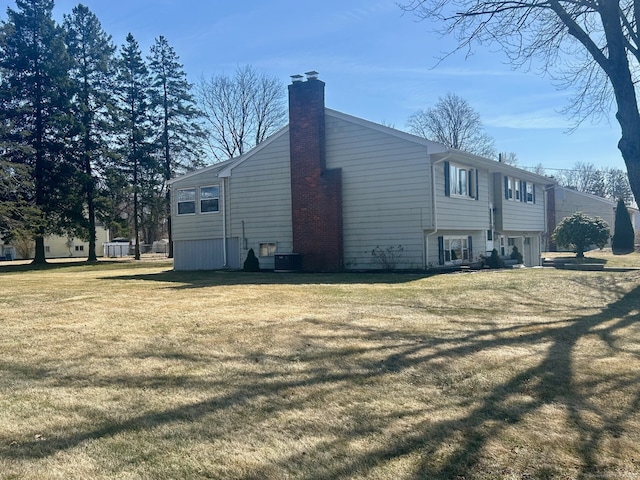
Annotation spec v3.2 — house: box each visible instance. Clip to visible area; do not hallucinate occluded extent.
[169,73,554,271]
[546,185,639,250]
[1,226,110,260]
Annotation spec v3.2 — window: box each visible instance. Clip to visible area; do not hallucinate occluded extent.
[259,243,276,256]
[514,179,521,201]
[200,186,219,213]
[526,183,535,203]
[177,188,196,215]
[449,163,476,197]
[505,177,514,200]
[45,246,50,253]
[75,245,84,252]
[442,236,470,263]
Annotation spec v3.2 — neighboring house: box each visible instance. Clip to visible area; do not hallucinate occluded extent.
[170,73,554,271]
[546,185,639,250]
[1,226,110,260]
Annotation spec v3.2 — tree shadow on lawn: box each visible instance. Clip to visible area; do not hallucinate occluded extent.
[102,269,438,288]
[2,277,640,479]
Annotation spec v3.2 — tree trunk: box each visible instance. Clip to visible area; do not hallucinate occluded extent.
[86,190,98,262]
[32,236,47,264]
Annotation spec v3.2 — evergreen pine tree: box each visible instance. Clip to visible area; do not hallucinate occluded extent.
[114,34,158,260]
[148,35,204,258]
[612,198,635,254]
[64,5,117,262]
[0,0,76,263]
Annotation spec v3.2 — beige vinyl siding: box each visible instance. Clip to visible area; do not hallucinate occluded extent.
[325,114,432,269]
[424,230,487,268]
[554,188,615,229]
[227,132,293,267]
[435,162,491,231]
[171,169,225,242]
[493,174,546,232]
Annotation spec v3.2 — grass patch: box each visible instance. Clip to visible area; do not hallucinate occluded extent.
[543,248,640,267]
[1,260,640,479]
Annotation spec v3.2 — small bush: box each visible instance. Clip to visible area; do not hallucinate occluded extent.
[243,249,260,272]
[486,249,503,269]
[370,245,404,270]
[510,245,523,264]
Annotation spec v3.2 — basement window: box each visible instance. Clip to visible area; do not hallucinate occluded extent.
[259,243,276,257]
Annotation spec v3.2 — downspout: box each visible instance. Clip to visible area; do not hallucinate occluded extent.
[425,152,451,268]
[222,177,227,268]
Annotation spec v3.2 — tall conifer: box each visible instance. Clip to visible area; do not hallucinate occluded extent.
[64,4,116,262]
[148,35,204,258]
[0,0,75,263]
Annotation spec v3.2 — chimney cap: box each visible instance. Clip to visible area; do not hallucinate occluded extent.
[305,70,319,80]
[290,74,304,83]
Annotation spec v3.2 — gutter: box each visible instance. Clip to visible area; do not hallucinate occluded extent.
[221,177,227,268]
[425,152,451,268]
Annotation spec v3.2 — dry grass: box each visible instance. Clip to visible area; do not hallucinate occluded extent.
[543,248,640,268]
[1,259,640,479]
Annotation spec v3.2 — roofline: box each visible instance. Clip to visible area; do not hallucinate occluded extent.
[433,150,557,184]
[325,108,449,154]
[167,156,236,185]
[217,126,290,178]
[168,125,290,185]
[552,184,640,212]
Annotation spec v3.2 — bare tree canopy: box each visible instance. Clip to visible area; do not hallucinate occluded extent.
[408,92,496,158]
[196,65,286,162]
[399,0,640,207]
[557,162,634,204]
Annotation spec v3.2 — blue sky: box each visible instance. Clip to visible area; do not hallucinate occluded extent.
[1,0,626,172]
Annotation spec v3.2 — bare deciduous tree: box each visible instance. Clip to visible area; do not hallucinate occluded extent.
[196,65,286,162]
[407,92,496,158]
[399,0,640,208]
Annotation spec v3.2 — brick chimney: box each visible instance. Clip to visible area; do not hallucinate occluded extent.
[288,72,343,272]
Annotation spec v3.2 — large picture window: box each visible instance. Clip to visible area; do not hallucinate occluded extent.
[200,186,220,213]
[177,188,196,215]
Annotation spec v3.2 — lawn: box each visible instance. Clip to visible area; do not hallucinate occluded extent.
[542,248,640,268]
[1,259,640,479]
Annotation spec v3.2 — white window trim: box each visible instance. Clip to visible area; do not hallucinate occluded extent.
[449,163,475,198]
[442,235,470,265]
[259,242,277,257]
[177,187,197,216]
[200,185,220,214]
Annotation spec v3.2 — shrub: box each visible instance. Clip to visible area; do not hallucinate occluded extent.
[370,245,404,270]
[510,245,523,264]
[612,198,635,254]
[486,248,503,269]
[552,212,610,258]
[243,248,260,272]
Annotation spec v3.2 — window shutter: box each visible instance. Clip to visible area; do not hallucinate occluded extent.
[523,181,527,202]
[504,176,509,199]
[444,162,450,197]
[475,170,479,200]
[468,169,474,198]
[533,184,536,204]
[438,236,444,265]
[468,235,473,260]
